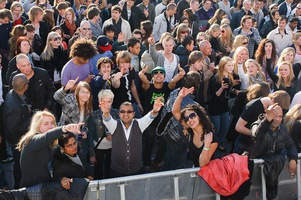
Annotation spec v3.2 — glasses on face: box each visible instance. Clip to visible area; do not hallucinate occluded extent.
[184,112,197,123]
[154,71,164,75]
[242,42,248,45]
[197,39,203,42]
[82,28,92,31]
[53,37,61,41]
[65,141,77,149]
[181,31,189,34]
[221,30,225,33]
[119,110,134,114]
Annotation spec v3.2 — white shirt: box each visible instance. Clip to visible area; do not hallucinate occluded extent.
[164,54,177,82]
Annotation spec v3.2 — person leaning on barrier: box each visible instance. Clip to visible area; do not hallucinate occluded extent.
[100,97,164,178]
[248,104,298,200]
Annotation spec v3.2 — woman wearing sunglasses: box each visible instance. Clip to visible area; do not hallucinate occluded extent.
[40,31,68,90]
[172,87,218,167]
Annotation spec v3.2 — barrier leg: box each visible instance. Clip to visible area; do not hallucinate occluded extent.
[173,174,180,200]
[215,193,221,200]
[260,163,266,200]
[118,182,126,200]
[297,159,301,200]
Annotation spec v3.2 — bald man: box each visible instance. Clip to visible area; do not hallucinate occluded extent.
[4,73,31,188]
[248,104,297,200]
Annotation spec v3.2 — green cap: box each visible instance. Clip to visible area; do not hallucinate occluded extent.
[151,66,165,75]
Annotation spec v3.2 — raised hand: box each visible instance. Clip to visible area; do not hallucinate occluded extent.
[144,8,149,17]
[152,97,164,114]
[63,123,84,134]
[148,35,155,45]
[265,103,279,122]
[112,67,124,81]
[117,32,125,43]
[178,64,185,77]
[65,77,79,91]
[178,87,194,98]
[102,72,110,80]
[204,132,213,147]
[139,65,148,81]
[99,101,111,115]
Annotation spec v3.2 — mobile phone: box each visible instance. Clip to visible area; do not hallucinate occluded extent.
[223,77,230,84]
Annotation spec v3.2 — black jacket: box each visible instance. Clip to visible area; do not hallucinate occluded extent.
[260,19,277,38]
[9,67,56,111]
[23,20,50,47]
[121,3,146,32]
[3,90,31,145]
[52,147,93,181]
[230,9,253,30]
[174,45,191,68]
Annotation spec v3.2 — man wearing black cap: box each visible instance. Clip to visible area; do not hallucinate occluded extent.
[139,65,185,172]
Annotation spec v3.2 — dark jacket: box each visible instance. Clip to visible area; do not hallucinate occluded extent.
[137,3,156,24]
[230,9,253,30]
[9,67,56,111]
[23,20,50,46]
[174,45,191,68]
[52,147,93,181]
[3,90,31,145]
[260,19,277,38]
[278,1,290,17]
[121,3,146,32]
[40,46,68,81]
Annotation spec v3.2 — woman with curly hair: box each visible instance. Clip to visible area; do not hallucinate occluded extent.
[255,39,277,85]
[172,87,217,167]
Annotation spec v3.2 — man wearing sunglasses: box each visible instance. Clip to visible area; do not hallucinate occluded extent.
[100,97,164,177]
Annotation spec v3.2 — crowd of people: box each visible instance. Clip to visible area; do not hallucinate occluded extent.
[0,0,301,198]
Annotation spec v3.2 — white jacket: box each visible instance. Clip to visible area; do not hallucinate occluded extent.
[153,13,176,42]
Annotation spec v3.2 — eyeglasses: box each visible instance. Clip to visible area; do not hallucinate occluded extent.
[184,112,197,122]
[65,141,77,149]
[197,39,203,42]
[221,30,225,33]
[181,31,189,34]
[242,42,248,45]
[82,28,92,31]
[53,37,61,41]
[119,110,134,114]
[154,71,164,75]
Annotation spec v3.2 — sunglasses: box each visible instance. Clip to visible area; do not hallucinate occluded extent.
[82,28,92,31]
[53,37,61,41]
[242,42,248,45]
[119,110,134,114]
[221,30,225,33]
[184,112,197,122]
[154,71,164,75]
[181,31,189,34]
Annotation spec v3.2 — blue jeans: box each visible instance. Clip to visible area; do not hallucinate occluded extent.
[210,112,230,147]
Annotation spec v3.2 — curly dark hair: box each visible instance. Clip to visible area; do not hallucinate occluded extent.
[255,39,277,66]
[180,104,214,141]
[70,39,97,59]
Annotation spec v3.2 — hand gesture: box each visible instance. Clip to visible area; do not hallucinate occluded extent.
[102,72,110,81]
[117,32,125,43]
[99,101,111,115]
[178,87,194,98]
[204,132,213,147]
[139,65,148,81]
[61,177,73,190]
[152,97,164,114]
[64,123,84,134]
[178,64,185,77]
[144,8,149,17]
[265,103,279,122]
[65,77,79,91]
[112,67,124,81]
[148,35,155,45]
[221,81,229,90]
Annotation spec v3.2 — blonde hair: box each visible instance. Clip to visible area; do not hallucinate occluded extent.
[220,24,233,48]
[206,24,220,38]
[233,46,248,75]
[276,61,295,88]
[17,111,57,151]
[41,31,63,60]
[218,56,234,84]
[284,104,301,133]
[10,2,23,14]
[245,59,266,84]
[232,35,248,51]
[276,47,295,67]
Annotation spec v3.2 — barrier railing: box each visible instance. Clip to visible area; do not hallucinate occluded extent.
[84,155,301,200]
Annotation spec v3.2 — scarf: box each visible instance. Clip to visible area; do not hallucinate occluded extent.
[65,19,76,37]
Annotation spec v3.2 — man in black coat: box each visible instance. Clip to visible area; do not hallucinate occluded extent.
[4,73,31,188]
[121,0,146,32]
[9,54,56,112]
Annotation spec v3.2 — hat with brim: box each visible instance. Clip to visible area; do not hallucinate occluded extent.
[97,35,112,51]
[151,66,165,75]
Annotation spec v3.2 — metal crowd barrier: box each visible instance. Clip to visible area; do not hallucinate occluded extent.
[83,154,301,200]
